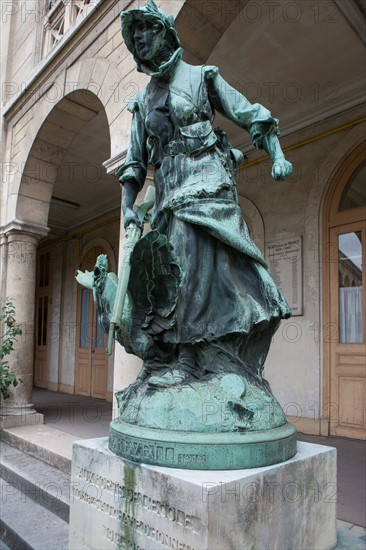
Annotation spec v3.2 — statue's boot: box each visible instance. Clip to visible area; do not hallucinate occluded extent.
[148,345,199,387]
[148,368,188,388]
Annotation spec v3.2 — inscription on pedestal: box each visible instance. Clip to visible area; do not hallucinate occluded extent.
[110,431,208,467]
[111,434,176,463]
[103,525,195,550]
[72,463,201,550]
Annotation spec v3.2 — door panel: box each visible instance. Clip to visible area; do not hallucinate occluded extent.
[338,377,365,426]
[329,223,366,438]
[91,308,108,399]
[75,288,92,396]
[75,247,108,399]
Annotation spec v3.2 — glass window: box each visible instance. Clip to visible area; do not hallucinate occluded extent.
[44,252,50,287]
[80,289,91,348]
[37,296,48,346]
[338,232,363,343]
[38,251,50,288]
[95,315,105,349]
[43,296,48,346]
[73,0,91,19]
[339,161,366,212]
[44,0,95,57]
[37,297,43,346]
[39,254,45,287]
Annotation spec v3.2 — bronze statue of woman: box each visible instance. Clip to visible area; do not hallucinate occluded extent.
[78,0,297,467]
[117,0,292,386]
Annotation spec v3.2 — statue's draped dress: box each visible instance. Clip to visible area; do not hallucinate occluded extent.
[119,54,291,377]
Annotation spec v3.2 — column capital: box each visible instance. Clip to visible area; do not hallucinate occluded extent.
[0,219,49,241]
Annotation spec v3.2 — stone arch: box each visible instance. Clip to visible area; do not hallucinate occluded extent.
[10,58,124,227]
[15,89,107,229]
[303,123,366,305]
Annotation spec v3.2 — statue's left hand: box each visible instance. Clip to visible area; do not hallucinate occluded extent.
[271,158,293,181]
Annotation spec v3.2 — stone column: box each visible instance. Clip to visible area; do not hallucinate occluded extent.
[0,221,48,428]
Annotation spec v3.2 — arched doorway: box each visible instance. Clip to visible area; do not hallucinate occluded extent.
[323,142,366,439]
[28,89,120,400]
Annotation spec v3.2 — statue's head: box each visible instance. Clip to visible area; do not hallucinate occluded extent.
[92,254,108,293]
[120,0,180,71]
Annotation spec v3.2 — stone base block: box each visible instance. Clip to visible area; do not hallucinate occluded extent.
[0,412,44,430]
[69,438,337,550]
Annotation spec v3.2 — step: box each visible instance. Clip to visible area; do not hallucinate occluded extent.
[0,425,81,474]
[0,441,70,522]
[0,477,69,550]
[335,520,366,549]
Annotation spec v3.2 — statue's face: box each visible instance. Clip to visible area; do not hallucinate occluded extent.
[133,19,164,61]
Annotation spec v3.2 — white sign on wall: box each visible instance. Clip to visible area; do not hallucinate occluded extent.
[265,236,303,316]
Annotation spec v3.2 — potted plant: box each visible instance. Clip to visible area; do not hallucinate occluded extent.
[0,298,22,401]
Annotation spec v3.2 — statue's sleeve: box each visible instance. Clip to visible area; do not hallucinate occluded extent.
[204,66,280,149]
[116,97,148,190]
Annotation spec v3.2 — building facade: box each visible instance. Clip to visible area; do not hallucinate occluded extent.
[1,0,365,439]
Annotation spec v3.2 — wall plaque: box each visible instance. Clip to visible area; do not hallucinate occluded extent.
[265,236,303,316]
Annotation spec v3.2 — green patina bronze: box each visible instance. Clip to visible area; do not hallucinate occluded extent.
[76,0,296,469]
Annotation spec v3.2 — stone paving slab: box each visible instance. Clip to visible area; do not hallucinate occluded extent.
[335,520,366,549]
[298,434,366,528]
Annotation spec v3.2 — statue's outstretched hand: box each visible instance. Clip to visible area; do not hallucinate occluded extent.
[271,158,293,181]
[123,207,142,230]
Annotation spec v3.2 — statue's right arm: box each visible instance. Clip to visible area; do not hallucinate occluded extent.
[121,178,142,229]
[206,69,292,181]
[115,99,148,229]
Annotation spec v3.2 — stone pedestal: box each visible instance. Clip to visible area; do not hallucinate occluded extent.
[69,438,337,550]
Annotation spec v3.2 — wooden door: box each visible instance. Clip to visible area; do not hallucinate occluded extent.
[329,222,366,438]
[324,143,366,439]
[75,247,108,399]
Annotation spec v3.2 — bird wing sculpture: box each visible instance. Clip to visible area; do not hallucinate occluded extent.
[75,269,93,289]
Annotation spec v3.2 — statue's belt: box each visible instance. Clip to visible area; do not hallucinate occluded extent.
[163,120,218,158]
[164,140,187,157]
